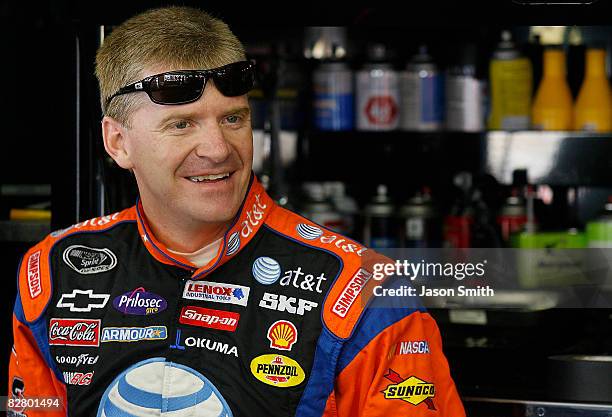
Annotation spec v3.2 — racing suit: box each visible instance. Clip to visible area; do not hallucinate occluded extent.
[8,175,465,417]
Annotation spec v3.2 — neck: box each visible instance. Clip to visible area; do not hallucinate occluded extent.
[139,203,228,253]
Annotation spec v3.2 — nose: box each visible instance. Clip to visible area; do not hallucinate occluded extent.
[193,123,232,163]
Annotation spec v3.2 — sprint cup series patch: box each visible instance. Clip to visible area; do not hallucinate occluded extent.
[381,369,436,410]
[250,354,305,388]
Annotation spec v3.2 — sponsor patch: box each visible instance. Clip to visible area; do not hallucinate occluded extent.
[267,320,298,351]
[27,250,42,299]
[113,287,167,315]
[182,335,239,357]
[239,194,268,239]
[62,245,117,274]
[182,280,250,307]
[279,266,327,293]
[226,232,241,257]
[49,318,100,347]
[295,224,367,257]
[8,377,26,416]
[101,326,167,343]
[179,306,239,332]
[252,256,282,285]
[56,289,110,312]
[55,353,99,367]
[388,341,430,359]
[259,292,318,316]
[250,354,305,388]
[381,369,436,410]
[331,268,372,318]
[63,371,94,386]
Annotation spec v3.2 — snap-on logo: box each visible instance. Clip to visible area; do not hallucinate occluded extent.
[179,306,240,332]
[27,250,42,299]
[62,245,117,275]
[331,268,372,318]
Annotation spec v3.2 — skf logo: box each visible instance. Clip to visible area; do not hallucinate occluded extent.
[381,369,436,410]
[250,354,305,388]
[259,292,317,316]
[267,320,298,351]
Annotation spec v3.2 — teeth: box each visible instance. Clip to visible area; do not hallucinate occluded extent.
[188,173,230,182]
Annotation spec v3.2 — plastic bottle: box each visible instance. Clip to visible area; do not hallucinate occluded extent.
[531,47,573,131]
[488,30,533,130]
[574,47,612,132]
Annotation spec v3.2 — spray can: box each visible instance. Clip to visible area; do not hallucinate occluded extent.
[446,44,485,132]
[398,187,442,247]
[300,183,344,232]
[313,61,354,131]
[400,45,444,131]
[362,184,398,248]
[356,44,400,131]
[497,189,528,245]
[488,30,533,130]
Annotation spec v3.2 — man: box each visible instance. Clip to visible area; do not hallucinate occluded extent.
[8,6,465,417]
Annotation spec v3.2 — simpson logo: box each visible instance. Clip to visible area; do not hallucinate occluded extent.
[49,318,100,347]
[267,320,298,351]
[113,287,167,315]
[101,326,167,343]
[331,268,373,318]
[388,340,430,359]
[27,250,42,299]
[250,354,305,388]
[62,245,117,275]
[182,280,250,307]
[63,371,94,386]
[381,369,436,410]
[56,289,110,312]
[179,306,240,332]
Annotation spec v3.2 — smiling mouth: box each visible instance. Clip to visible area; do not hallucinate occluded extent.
[186,172,232,183]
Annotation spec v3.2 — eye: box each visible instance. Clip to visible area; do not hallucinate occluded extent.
[173,120,190,129]
[224,114,241,125]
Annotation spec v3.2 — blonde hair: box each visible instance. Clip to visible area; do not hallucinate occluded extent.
[95,6,246,127]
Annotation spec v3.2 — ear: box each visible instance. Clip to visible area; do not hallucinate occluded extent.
[102,116,134,170]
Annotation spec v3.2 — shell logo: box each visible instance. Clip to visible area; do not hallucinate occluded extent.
[250,354,305,388]
[267,320,298,351]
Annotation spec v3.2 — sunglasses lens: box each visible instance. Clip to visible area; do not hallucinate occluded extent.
[149,73,205,104]
[213,62,255,97]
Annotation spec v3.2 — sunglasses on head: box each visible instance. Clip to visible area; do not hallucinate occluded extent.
[105,60,256,107]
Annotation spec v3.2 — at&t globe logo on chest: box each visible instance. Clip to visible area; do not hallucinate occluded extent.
[113,287,167,315]
[97,357,233,417]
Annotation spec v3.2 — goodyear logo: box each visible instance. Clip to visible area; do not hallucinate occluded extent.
[250,354,305,388]
[381,369,436,410]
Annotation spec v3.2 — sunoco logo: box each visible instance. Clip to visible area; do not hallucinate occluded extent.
[250,354,305,388]
[62,245,117,275]
[381,369,436,410]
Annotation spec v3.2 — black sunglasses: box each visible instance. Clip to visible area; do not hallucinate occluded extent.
[106,60,256,107]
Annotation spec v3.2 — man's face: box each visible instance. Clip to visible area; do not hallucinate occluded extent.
[109,67,254,228]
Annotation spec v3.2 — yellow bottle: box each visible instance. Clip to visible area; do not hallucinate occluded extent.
[531,48,573,130]
[574,48,612,132]
[488,31,533,130]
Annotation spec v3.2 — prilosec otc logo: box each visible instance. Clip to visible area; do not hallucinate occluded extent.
[97,358,233,417]
[113,287,167,315]
[250,354,305,388]
[381,369,436,410]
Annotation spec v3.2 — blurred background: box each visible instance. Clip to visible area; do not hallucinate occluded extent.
[4,0,612,414]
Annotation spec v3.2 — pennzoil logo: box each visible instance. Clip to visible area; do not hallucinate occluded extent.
[250,354,305,388]
[267,320,298,351]
[381,369,436,410]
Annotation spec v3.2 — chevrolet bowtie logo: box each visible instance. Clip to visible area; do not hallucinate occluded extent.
[56,289,110,312]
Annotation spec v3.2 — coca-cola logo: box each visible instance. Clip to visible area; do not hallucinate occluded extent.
[49,318,100,347]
